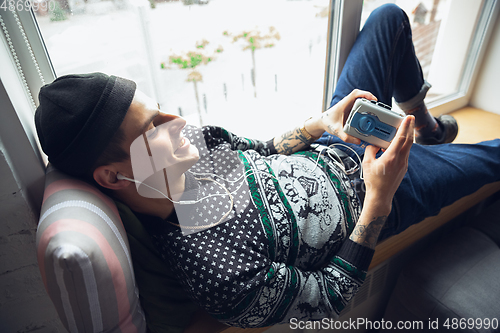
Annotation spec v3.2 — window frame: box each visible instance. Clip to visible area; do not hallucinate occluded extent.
[1,8,55,105]
[322,0,363,112]
[0,8,54,211]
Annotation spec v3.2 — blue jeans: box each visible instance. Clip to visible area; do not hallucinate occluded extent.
[315,4,500,240]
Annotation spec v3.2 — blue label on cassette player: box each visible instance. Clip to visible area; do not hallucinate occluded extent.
[350,112,397,142]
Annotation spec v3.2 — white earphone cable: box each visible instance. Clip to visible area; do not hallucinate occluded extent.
[120,143,364,229]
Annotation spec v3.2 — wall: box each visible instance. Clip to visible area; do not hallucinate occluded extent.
[470,8,500,114]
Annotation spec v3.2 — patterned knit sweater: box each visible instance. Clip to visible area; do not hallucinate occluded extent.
[137,125,375,328]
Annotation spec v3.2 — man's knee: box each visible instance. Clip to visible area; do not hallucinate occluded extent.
[367,3,410,31]
[372,3,407,20]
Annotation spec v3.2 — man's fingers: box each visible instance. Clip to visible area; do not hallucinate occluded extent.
[396,115,414,157]
[343,134,361,145]
[363,144,379,163]
[349,89,378,102]
[386,115,414,154]
[401,115,415,155]
[341,90,378,124]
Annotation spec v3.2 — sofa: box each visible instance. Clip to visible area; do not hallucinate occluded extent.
[36,164,500,333]
[36,165,147,332]
[36,166,229,333]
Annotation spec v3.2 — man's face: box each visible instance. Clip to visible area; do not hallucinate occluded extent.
[120,90,200,188]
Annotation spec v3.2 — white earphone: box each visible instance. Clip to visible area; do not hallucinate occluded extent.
[117,172,234,230]
[116,173,128,181]
[117,173,196,205]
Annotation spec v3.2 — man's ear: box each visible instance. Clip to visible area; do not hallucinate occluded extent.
[93,165,131,190]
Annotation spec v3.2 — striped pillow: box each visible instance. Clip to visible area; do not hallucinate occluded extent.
[36,165,147,332]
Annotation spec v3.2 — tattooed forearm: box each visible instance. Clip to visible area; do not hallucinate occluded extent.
[274,127,311,155]
[320,113,340,138]
[349,215,388,249]
[327,124,340,138]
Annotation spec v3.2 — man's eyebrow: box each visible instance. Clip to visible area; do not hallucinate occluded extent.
[139,111,159,135]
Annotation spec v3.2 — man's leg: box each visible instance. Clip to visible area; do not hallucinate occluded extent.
[316,4,425,157]
[380,139,500,240]
[315,4,499,238]
[330,4,422,106]
[323,3,456,145]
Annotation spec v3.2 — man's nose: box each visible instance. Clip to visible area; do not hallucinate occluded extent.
[163,116,186,134]
[159,112,185,126]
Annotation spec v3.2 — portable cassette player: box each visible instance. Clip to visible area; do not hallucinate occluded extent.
[343,98,405,149]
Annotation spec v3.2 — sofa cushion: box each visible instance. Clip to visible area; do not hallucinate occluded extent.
[36,166,147,332]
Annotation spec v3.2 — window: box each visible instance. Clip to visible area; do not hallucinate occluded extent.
[325,0,498,114]
[1,0,497,151]
[31,0,331,139]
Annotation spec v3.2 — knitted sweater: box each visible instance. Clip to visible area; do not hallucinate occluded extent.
[137,125,375,328]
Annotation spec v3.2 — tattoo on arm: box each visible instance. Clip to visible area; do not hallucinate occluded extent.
[327,124,340,138]
[349,215,388,249]
[320,114,341,138]
[275,127,310,155]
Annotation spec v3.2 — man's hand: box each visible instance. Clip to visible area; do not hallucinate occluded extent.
[349,115,415,249]
[318,89,377,144]
[362,114,415,210]
[273,89,378,155]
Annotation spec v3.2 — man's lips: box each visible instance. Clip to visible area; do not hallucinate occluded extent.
[175,137,190,153]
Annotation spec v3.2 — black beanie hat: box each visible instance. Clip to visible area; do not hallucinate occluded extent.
[35,72,136,177]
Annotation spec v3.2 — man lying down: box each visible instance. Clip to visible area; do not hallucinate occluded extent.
[34,4,500,328]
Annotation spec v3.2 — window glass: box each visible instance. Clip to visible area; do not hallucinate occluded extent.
[33,0,330,139]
